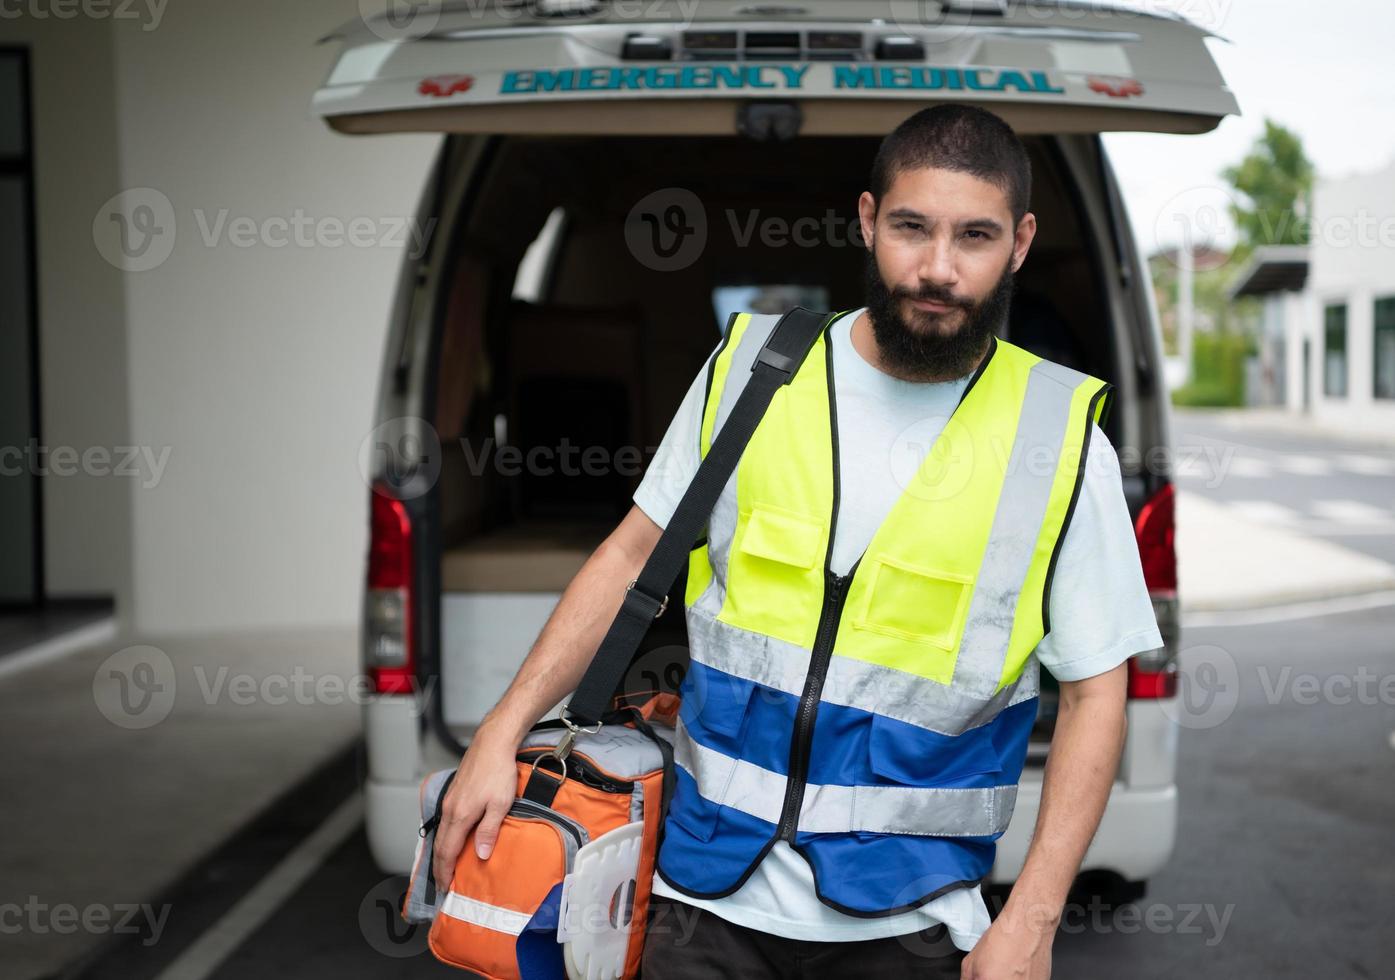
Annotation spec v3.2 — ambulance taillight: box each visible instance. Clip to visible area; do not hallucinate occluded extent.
[365,485,415,695]
[1130,481,1178,699]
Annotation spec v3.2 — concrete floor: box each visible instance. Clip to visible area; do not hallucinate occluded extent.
[0,624,360,980]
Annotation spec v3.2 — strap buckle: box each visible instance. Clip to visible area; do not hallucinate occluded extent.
[529,750,568,784]
[625,578,669,618]
[751,344,796,381]
[553,706,604,762]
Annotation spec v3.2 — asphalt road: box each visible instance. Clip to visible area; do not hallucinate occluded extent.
[1172,409,1395,565]
[71,600,1393,980]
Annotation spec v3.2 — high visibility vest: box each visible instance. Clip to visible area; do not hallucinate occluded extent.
[654,309,1115,915]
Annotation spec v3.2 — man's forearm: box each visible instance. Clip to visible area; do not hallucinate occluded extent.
[475,537,647,747]
[1001,671,1128,930]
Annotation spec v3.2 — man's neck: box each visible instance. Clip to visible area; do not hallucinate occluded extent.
[849,309,991,384]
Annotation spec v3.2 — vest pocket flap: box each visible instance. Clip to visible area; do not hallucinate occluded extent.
[866,712,1003,785]
[668,779,721,843]
[854,556,974,651]
[685,669,758,741]
[737,504,825,570]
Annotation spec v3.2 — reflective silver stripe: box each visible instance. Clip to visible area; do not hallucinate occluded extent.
[712,312,781,443]
[950,357,1081,694]
[684,603,1039,736]
[694,312,783,619]
[439,891,533,935]
[673,716,1017,837]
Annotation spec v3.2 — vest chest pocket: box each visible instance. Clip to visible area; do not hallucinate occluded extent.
[736,503,825,570]
[853,555,975,652]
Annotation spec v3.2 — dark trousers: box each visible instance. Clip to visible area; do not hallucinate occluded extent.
[640,892,967,979]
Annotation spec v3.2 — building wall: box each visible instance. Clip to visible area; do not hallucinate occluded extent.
[1283,290,1307,413]
[105,1,439,633]
[1305,156,1395,437]
[2,12,131,609]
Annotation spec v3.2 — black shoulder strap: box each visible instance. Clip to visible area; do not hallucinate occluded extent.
[565,306,835,726]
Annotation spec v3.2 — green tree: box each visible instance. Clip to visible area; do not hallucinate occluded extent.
[1220,119,1315,267]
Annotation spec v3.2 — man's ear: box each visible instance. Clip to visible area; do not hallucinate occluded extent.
[857,191,877,249]
[1011,211,1037,272]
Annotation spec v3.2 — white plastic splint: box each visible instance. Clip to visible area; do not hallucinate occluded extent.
[557,820,645,980]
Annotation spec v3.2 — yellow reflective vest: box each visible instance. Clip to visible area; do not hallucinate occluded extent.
[655,309,1114,914]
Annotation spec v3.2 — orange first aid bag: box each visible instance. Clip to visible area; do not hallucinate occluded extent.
[398,309,832,979]
[403,695,677,980]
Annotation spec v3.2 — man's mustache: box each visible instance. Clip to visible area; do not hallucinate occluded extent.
[896,289,969,308]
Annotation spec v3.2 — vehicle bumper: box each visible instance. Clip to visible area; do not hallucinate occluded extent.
[990,778,1178,883]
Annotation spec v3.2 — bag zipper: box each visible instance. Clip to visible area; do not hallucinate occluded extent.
[419,770,456,838]
[517,746,635,794]
[507,796,590,873]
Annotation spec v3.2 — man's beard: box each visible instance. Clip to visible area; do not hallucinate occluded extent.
[860,244,1015,380]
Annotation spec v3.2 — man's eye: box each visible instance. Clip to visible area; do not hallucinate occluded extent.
[964,230,987,240]
[897,221,922,231]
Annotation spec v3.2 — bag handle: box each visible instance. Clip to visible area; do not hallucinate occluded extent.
[563,306,836,728]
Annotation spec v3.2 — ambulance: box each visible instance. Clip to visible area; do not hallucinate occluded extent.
[311,0,1238,906]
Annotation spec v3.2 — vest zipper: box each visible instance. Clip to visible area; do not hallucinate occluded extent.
[775,563,855,842]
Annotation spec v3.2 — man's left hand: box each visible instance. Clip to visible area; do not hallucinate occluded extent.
[958,911,1054,979]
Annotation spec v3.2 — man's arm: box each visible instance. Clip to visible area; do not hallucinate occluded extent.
[961,662,1128,977]
[431,504,663,885]
[1008,663,1128,919]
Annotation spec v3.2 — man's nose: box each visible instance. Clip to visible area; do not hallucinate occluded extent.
[915,235,958,289]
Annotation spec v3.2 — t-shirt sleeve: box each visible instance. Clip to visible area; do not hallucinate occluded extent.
[1033,423,1166,682]
[631,342,721,530]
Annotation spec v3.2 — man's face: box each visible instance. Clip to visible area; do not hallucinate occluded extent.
[857,166,1035,380]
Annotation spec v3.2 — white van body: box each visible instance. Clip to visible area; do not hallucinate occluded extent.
[313,0,1237,904]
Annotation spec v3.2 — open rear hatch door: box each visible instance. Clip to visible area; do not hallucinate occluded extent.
[311,0,1239,136]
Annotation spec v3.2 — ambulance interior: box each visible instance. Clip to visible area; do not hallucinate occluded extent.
[430,133,1121,751]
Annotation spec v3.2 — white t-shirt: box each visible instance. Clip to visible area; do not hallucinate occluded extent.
[633,307,1165,950]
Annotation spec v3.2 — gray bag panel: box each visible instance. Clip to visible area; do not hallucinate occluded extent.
[402,767,454,924]
[519,719,674,780]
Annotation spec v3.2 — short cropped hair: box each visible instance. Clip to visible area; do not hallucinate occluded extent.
[868,104,1032,227]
